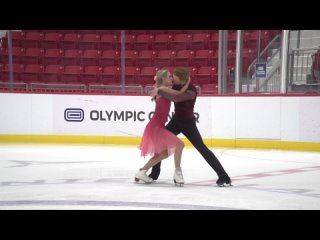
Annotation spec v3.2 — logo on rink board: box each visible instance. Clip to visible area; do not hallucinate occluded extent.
[64,108,84,122]
[64,109,200,123]
[90,110,147,121]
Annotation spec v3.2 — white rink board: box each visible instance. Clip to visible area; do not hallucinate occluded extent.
[0,93,320,143]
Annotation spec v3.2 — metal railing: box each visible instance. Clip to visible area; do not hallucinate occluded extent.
[288,47,320,93]
[246,34,281,82]
[259,62,281,92]
[0,82,28,91]
[88,84,144,94]
[30,83,87,93]
[243,34,281,93]
[289,47,320,84]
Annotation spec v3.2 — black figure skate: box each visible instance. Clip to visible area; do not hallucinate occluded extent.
[216,174,232,187]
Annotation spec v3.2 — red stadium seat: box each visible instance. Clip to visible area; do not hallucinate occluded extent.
[195,66,218,84]
[61,65,84,83]
[77,30,97,34]
[227,30,237,49]
[78,34,100,50]
[124,50,138,66]
[40,32,63,49]
[96,30,119,35]
[61,49,82,66]
[40,30,59,34]
[149,30,168,35]
[153,34,172,51]
[124,66,140,84]
[81,66,103,84]
[191,33,210,50]
[22,64,44,83]
[23,47,44,65]
[115,34,136,50]
[188,66,198,79]
[242,48,255,73]
[59,30,77,34]
[21,31,44,48]
[261,31,271,48]
[99,50,120,67]
[80,49,101,66]
[201,83,218,94]
[134,34,154,51]
[243,31,257,49]
[100,34,118,50]
[167,30,188,35]
[174,50,194,66]
[101,66,120,83]
[2,63,24,81]
[2,31,25,48]
[139,66,158,85]
[42,65,64,83]
[171,34,192,51]
[227,49,236,67]
[42,48,64,66]
[192,49,214,67]
[209,31,219,49]
[154,50,175,68]
[127,30,149,35]
[136,50,156,67]
[1,47,25,64]
[61,33,81,50]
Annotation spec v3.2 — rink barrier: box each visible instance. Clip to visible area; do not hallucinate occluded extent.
[0,134,319,152]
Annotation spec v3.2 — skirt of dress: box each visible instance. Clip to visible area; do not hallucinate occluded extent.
[138,123,183,157]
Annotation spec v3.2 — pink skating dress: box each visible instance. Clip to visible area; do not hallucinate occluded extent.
[139,96,183,157]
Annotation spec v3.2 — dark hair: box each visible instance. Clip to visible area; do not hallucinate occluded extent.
[173,67,189,83]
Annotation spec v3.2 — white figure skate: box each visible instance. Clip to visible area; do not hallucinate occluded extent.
[173,168,184,187]
[134,169,154,183]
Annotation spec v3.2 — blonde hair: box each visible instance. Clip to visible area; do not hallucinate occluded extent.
[151,69,169,102]
[173,67,189,83]
[154,69,169,88]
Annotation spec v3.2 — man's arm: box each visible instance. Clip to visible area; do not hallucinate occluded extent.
[158,89,196,102]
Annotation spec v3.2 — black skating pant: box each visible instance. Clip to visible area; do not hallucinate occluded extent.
[149,115,228,180]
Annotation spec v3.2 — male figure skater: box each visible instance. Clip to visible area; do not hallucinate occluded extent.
[149,67,232,186]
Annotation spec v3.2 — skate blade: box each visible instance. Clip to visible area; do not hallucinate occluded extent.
[217,183,233,187]
[174,179,184,187]
[134,177,154,184]
[175,182,184,187]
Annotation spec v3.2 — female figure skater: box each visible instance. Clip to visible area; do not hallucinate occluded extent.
[135,69,191,186]
[149,67,232,187]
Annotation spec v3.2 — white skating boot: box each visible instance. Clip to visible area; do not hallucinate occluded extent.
[173,167,184,187]
[134,168,154,183]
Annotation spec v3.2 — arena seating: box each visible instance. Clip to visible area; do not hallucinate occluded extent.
[0,30,280,93]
